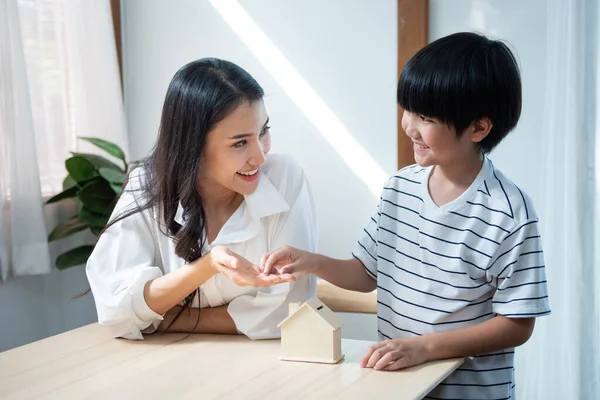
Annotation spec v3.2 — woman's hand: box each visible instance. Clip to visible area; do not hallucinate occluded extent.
[260,245,318,276]
[208,245,295,287]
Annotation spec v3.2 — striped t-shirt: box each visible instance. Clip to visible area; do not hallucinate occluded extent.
[353,158,550,400]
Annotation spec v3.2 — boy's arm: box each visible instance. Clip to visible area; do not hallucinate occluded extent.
[361,315,535,370]
[261,246,376,293]
[312,255,376,292]
[426,315,535,359]
[362,315,535,370]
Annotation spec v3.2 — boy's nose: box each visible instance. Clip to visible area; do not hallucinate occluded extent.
[401,111,415,136]
[404,123,419,140]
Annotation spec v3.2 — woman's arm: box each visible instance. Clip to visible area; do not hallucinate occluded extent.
[143,257,217,315]
[157,305,238,334]
[145,246,293,316]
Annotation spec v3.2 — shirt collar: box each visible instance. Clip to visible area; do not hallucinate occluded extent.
[173,172,289,245]
[243,170,289,219]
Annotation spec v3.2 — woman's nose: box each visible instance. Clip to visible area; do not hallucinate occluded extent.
[250,142,266,166]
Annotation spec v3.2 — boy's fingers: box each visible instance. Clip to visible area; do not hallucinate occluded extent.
[259,252,271,271]
[362,342,388,368]
[367,352,383,369]
[383,357,408,371]
[261,251,280,274]
[359,352,371,368]
[373,351,397,370]
[360,342,385,368]
[360,346,378,367]
[279,263,298,275]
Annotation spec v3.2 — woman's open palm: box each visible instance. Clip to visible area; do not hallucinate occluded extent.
[209,245,295,287]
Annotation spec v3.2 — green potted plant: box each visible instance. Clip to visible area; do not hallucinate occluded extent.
[46,137,131,269]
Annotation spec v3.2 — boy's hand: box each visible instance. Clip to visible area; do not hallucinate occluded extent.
[260,245,316,276]
[209,245,295,287]
[360,337,431,371]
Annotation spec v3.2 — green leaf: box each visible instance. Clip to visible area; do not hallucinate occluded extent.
[55,245,95,270]
[63,175,77,191]
[65,156,98,183]
[90,226,103,236]
[46,185,79,204]
[79,207,110,228]
[77,178,115,210]
[48,217,88,242]
[99,167,126,184]
[70,152,124,172]
[110,183,123,195]
[78,137,126,163]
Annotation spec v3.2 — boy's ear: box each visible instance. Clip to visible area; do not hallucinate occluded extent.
[469,117,493,143]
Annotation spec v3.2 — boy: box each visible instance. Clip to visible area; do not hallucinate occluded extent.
[261,32,550,399]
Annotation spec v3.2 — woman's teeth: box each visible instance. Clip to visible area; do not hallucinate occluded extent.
[237,169,258,176]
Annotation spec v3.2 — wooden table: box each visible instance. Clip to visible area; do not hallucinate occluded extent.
[317,280,378,314]
[0,324,463,400]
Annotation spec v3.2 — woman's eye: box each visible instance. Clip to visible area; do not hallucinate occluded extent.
[233,140,247,148]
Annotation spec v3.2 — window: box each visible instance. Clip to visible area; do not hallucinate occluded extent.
[16,0,77,196]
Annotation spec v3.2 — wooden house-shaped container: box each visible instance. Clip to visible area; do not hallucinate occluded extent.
[277,298,344,364]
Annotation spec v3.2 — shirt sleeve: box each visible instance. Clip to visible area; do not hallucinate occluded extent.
[352,200,381,280]
[227,155,318,339]
[85,170,164,340]
[486,218,551,318]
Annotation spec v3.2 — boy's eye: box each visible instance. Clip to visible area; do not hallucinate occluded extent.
[260,125,271,137]
[419,115,432,123]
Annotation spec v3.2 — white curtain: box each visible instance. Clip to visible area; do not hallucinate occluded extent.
[0,0,128,280]
[0,0,50,279]
[517,0,600,399]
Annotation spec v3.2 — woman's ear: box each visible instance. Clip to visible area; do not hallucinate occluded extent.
[470,117,493,143]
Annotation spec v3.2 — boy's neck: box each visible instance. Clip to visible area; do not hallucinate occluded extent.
[428,154,484,207]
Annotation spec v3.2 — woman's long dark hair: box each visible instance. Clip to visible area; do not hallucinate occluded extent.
[107,58,264,331]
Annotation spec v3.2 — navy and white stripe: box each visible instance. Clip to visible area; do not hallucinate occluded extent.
[353,158,550,400]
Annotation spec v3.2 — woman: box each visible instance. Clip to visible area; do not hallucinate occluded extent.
[86,58,317,340]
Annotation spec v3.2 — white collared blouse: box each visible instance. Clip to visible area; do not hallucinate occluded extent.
[86,153,317,340]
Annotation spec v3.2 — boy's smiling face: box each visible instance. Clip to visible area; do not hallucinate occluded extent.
[401,110,489,168]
